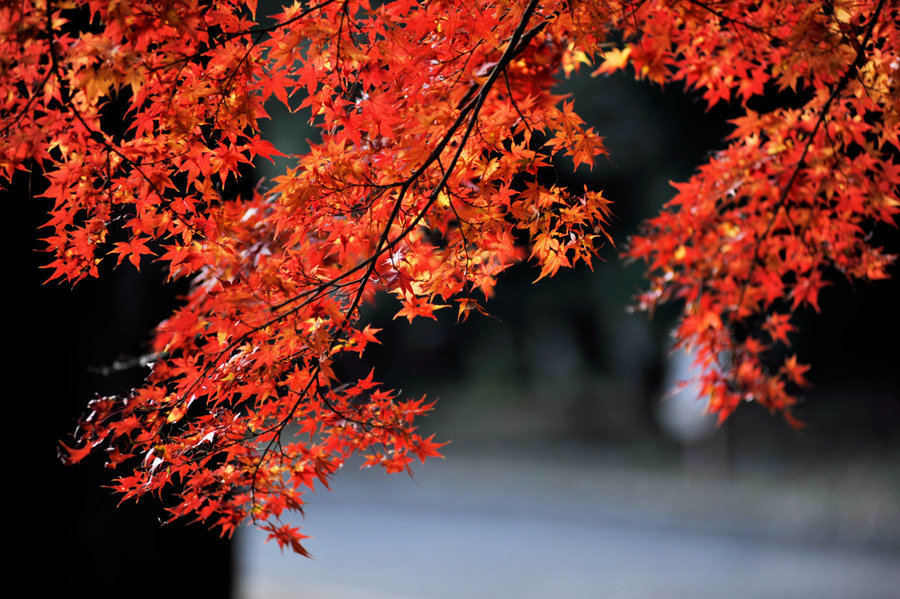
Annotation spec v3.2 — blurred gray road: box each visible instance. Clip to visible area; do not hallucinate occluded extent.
[237,452,900,599]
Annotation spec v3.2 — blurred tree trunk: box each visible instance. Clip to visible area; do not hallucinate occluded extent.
[4,173,234,599]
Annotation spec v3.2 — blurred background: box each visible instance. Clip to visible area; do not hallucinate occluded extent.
[235,62,900,599]
[8,30,899,599]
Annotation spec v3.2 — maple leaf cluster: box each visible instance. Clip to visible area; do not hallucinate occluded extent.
[2,0,898,554]
[608,0,900,421]
[3,0,611,553]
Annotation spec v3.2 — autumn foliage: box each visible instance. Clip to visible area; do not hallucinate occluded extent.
[2,0,897,553]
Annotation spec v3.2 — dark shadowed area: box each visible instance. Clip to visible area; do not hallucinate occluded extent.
[6,179,234,598]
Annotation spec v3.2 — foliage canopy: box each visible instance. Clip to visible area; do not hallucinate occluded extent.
[2,0,898,553]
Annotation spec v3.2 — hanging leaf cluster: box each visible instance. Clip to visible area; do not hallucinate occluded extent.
[1,0,897,554]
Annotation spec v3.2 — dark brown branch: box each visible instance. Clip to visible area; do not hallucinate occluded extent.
[237,0,549,510]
